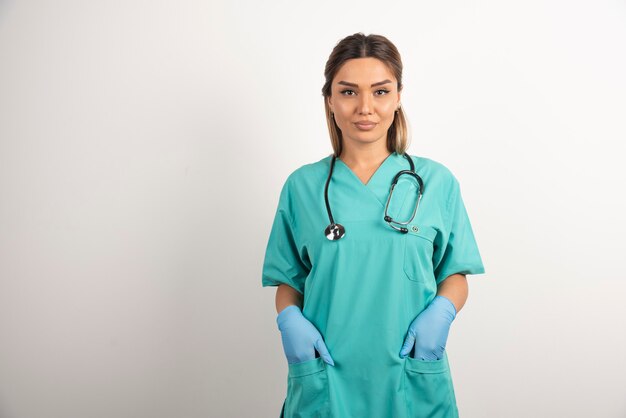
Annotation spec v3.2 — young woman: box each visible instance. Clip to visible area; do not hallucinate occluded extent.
[262,32,485,418]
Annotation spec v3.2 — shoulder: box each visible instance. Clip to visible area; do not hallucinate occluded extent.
[283,153,334,189]
[273,154,333,209]
[407,155,470,219]
[406,154,459,189]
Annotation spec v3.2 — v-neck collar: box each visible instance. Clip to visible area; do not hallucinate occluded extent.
[335,151,408,207]
[336,152,395,187]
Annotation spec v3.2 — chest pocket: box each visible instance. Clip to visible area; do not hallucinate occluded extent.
[403,224,438,283]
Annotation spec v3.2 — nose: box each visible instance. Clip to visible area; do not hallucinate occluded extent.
[357,93,373,115]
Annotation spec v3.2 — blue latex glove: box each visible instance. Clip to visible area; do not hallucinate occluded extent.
[399,295,457,361]
[277,305,335,366]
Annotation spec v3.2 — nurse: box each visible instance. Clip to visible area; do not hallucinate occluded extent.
[262,32,485,418]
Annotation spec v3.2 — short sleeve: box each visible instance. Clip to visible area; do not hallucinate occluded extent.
[433,175,485,285]
[261,178,311,295]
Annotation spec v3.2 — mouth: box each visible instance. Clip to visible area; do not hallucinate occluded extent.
[354,121,377,130]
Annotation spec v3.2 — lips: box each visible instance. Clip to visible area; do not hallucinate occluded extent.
[354,121,377,130]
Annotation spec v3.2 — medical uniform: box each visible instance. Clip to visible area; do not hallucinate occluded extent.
[262,151,485,418]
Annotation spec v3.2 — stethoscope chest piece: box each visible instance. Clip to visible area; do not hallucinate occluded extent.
[325,223,345,240]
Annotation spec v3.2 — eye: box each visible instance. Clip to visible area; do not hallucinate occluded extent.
[340,89,356,96]
[375,89,390,96]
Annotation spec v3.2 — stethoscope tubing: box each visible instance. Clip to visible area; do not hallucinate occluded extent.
[324,155,338,226]
[324,153,423,240]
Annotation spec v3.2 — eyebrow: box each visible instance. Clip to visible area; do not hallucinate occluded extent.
[337,79,392,88]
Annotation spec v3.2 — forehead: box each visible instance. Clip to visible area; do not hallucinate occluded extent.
[333,57,396,85]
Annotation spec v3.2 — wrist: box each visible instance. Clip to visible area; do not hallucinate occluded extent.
[433,295,457,319]
[276,304,302,329]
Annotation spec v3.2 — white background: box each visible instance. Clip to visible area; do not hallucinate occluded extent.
[1,1,625,417]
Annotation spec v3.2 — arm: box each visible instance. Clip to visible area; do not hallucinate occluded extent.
[275,284,303,314]
[436,273,468,314]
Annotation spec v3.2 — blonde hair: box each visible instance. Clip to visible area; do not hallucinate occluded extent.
[321,33,410,157]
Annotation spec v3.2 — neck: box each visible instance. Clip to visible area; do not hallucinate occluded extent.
[338,142,392,169]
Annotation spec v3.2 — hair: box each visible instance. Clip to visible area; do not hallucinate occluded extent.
[321,33,410,157]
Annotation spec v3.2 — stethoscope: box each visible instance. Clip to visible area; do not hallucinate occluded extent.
[323,153,424,240]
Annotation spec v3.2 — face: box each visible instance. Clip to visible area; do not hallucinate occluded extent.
[327,57,401,152]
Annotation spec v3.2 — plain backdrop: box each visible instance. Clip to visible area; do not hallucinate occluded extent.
[1,1,625,417]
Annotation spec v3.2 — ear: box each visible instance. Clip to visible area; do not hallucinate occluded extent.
[327,96,333,112]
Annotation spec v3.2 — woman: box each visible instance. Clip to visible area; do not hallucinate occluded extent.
[261,33,485,418]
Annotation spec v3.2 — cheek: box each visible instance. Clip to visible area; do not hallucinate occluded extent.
[379,100,397,115]
[379,102,398,127]
[335,101,352,114]
[334,105,352,127]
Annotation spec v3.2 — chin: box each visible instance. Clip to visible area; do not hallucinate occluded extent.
[349,131,386,143]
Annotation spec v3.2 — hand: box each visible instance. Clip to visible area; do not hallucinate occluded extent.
[277,305,335,366]
[399,295,457,361]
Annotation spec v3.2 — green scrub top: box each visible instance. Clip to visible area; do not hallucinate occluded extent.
[262,152,485,418]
